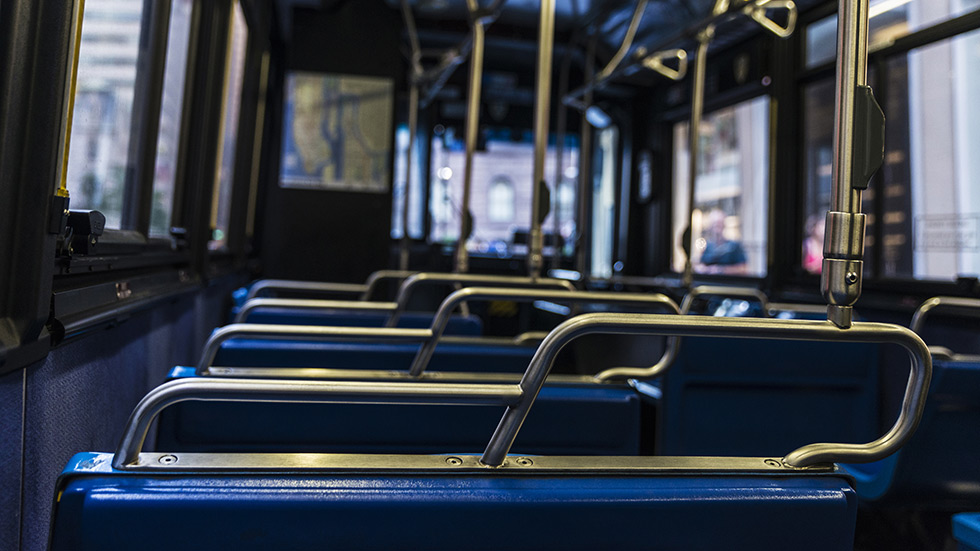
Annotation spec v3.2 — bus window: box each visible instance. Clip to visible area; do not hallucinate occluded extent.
[672,96,770,277]
[149,0,193,237]
[882,27,980,280]
[209,0,248,250]
[64,0,147,229]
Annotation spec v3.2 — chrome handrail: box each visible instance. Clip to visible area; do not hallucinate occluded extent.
[680,285,770,315]
[245,279,368,302]
[197,324,433,375]
[408,287,680,376]
[385,273,577,327]
[481,312,930,468]
[235,298,397,323]
[910,296,980,334]
[112,377,523,469]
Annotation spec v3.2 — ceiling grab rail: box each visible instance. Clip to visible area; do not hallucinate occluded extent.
[527,0,556,279]
[564,1,688,111]
[679,0,797,288]
[407,287,680,376]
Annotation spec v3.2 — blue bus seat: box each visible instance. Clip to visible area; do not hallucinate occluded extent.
[50,453,858,551]
[954,513,980,551]
[660,338,880,457]
[228,307,484,336]
[213,338,536,373]
[157,370,642,456]
[843,357,980,509]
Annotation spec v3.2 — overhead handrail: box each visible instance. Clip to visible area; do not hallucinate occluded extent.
[143,312,929,470]
[385,273,577,327]
[595,0,649,82]
[639,48,688,81]
[481,312,931,468]
[407,287,680,376]
[235,298,397,324]
[563,0,793,106]
[679,285,770,315]
[680,0,797,288]
[909,296,980,335]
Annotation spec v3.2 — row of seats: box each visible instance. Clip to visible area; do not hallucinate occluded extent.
[48,272,977,549]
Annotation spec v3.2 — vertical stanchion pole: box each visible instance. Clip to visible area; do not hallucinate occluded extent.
[399,83,419,270]
[575,31,596,278]
[822,0,881,328]
[551,43,572,271]
[528,0,556,278]
[681,32,711,289]
[454,1,486,274]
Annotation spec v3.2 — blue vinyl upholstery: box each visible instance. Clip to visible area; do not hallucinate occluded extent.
[660,338,880,457]
[50,453,858,551]
[213,339,536,373]
[843,357,980,509]
[954,513,980,551]
[158,370,642,455]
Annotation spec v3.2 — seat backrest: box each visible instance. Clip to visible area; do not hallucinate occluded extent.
[660,338,880,457]
[50,453,857,551]
[845,357,980,509]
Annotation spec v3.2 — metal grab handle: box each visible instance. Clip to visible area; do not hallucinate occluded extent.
[197,324,433,375]
[480,313,930,468]
[640,48,688,81]
[680,285,770,315]
[360,270,418,300]
[112,377,523,469]
[742,0,797,39]
[408,287,680,376]
[245,279,368,302]
[910,297,980,334]
[386,273,577,327]
[235,298,397,323]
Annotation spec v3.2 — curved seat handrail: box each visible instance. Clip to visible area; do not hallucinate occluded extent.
[197,324,433,375]
[245,279,369,302]
[385,273,578,327]
[680,285,770,315]
[481,313,930,468]
[235,298,397,323]
[359,270,419,300]
[112,377,524,470]
[408,287,680,376]
[909,296,980,334]
[140,313,928,470]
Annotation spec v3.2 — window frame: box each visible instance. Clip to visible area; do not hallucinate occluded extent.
[792,3,980,291]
